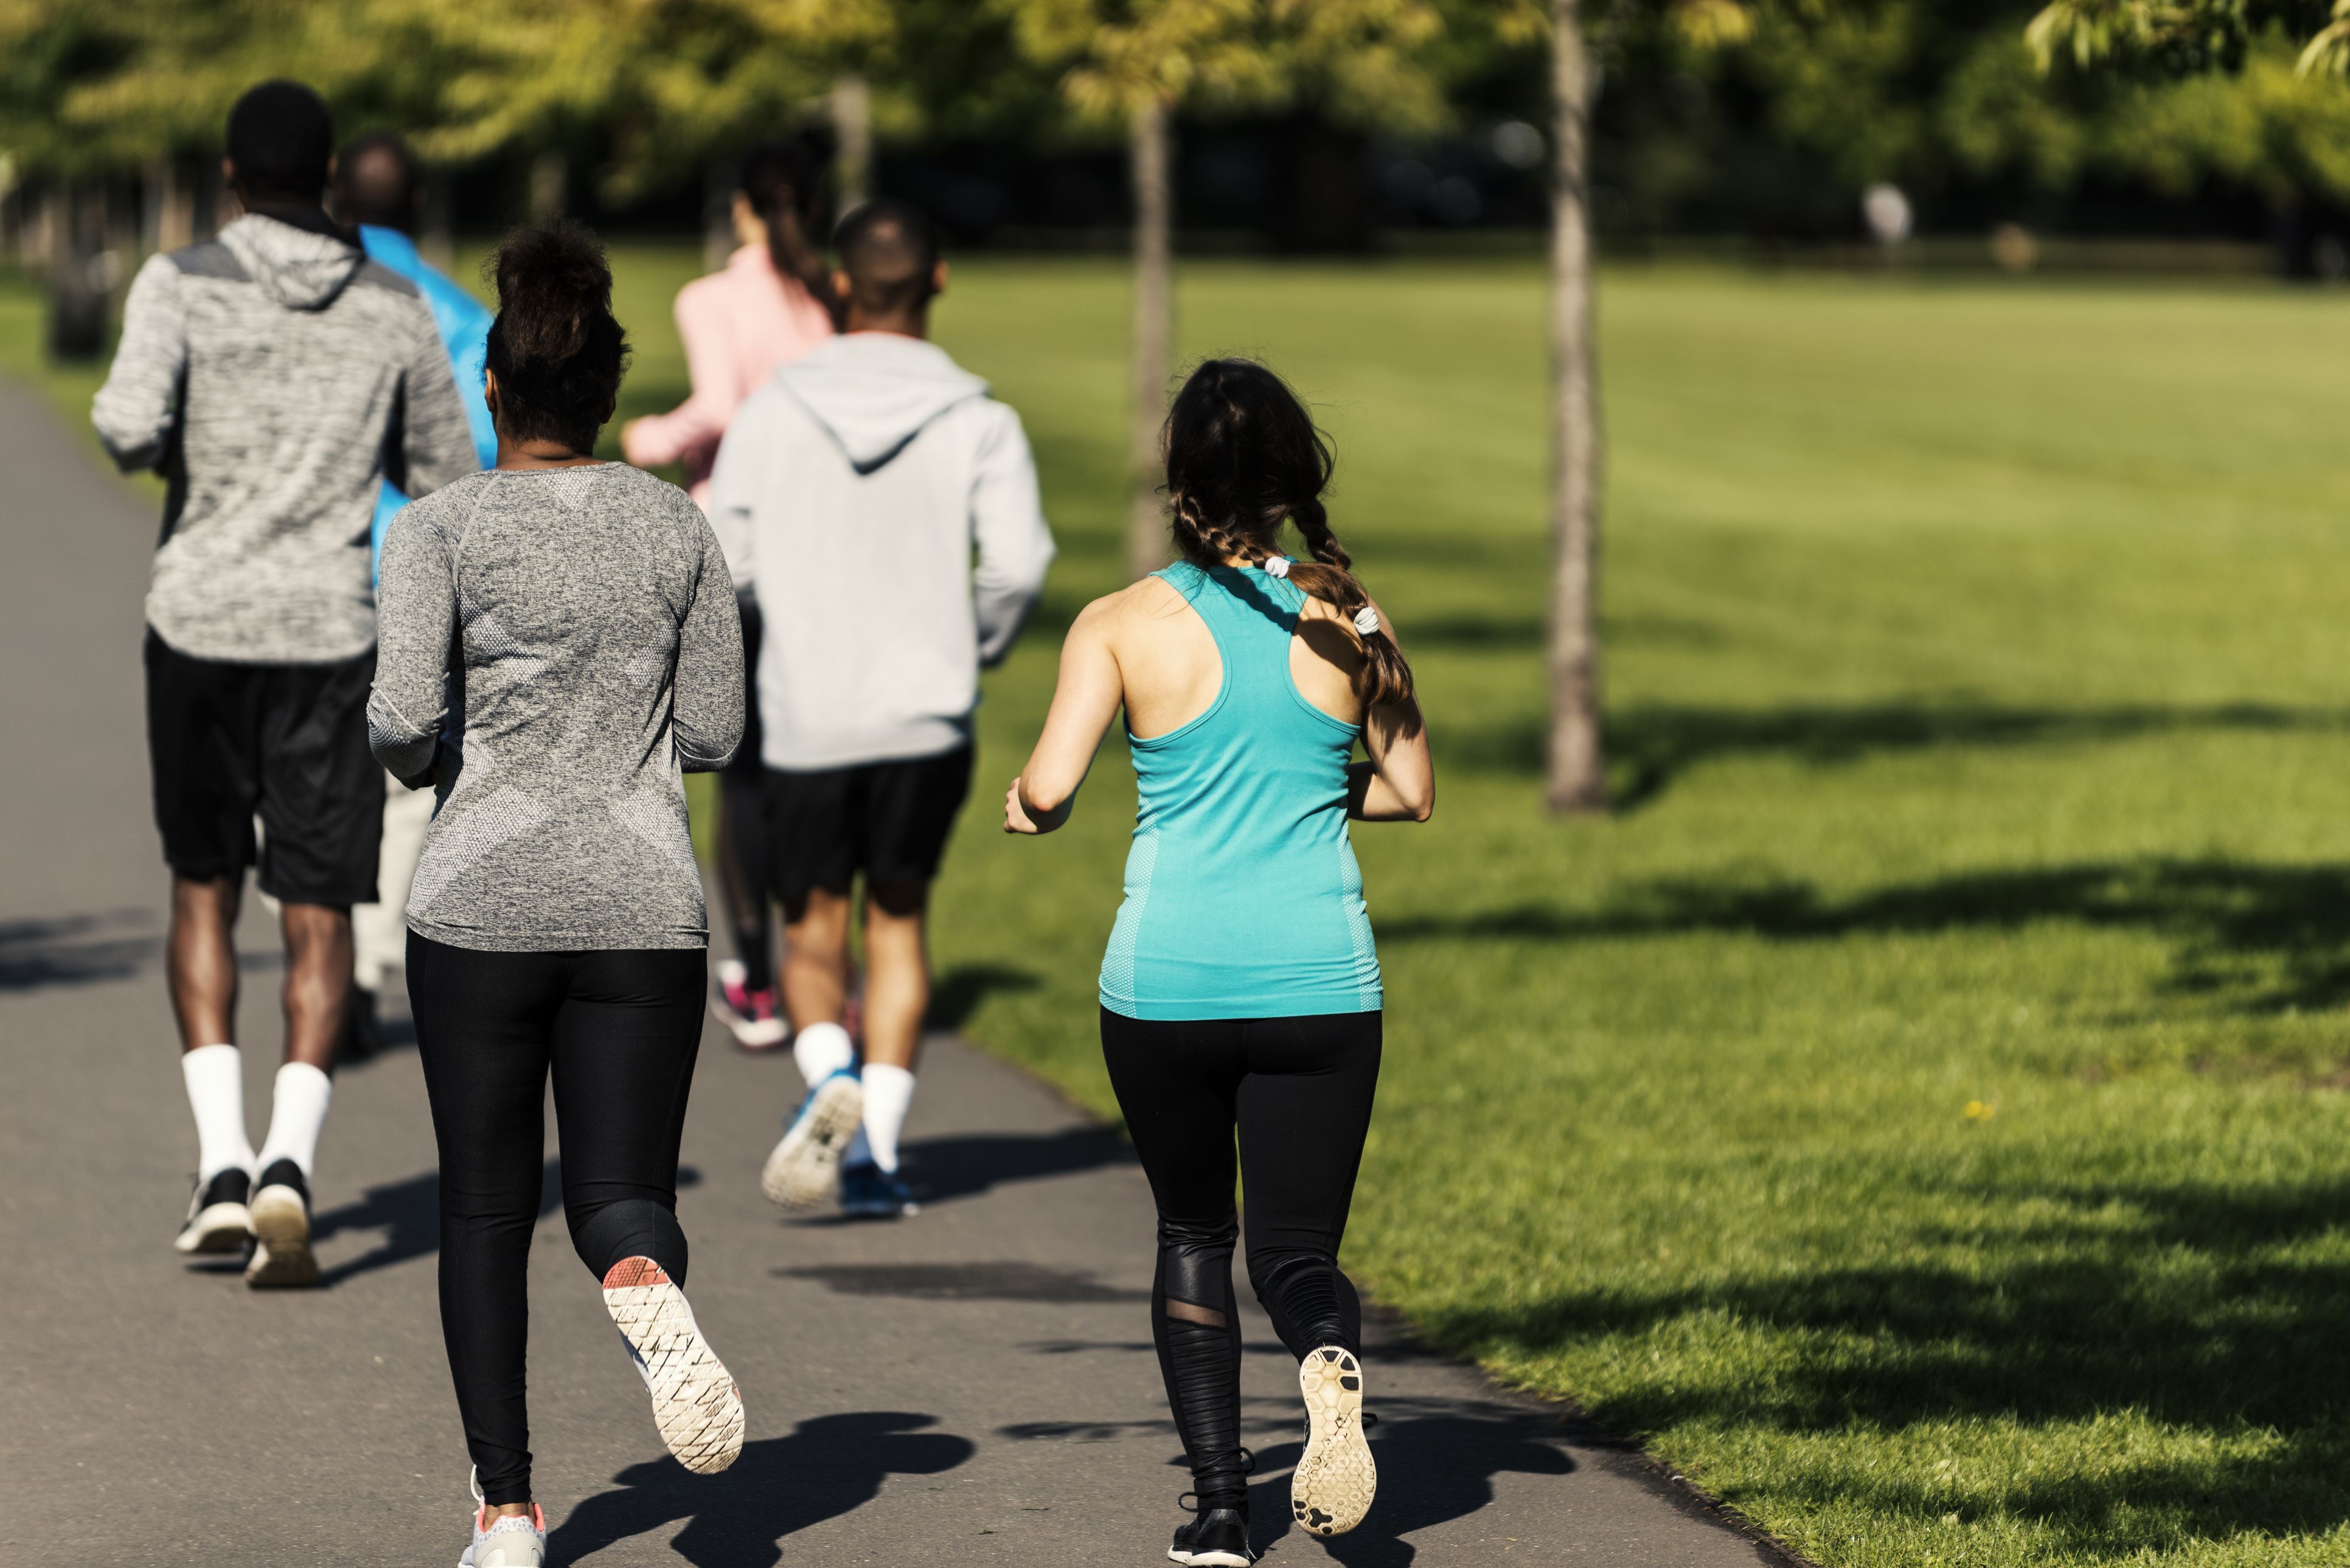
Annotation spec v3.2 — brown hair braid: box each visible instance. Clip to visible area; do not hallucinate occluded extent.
[1162,358,1414,706]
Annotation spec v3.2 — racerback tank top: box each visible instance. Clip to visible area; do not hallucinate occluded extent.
[1097,559,1383,1021]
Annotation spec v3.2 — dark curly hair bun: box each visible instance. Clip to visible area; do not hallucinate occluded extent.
[483,221,630,454]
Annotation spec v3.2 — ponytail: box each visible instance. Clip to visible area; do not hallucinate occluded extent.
[1162,358,1414,708]
[739,139,841,328]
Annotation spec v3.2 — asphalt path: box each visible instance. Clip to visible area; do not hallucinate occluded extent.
[0,373,1791,1566]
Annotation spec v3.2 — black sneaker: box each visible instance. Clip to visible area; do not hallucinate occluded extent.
[245,1159,318,1288]
[1169,1500,1254,1566]
[175,1168,252,1255]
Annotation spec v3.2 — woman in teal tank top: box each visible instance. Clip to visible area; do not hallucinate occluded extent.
[1004,359,1433,1565]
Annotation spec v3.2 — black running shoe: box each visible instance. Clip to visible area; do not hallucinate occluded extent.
[1169,1506,1254,1567]
[245,1159,318,1288]
[175,1167,252,1255]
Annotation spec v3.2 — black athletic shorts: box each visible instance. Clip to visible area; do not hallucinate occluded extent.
[764,744,973,914]
[144,629,385,906]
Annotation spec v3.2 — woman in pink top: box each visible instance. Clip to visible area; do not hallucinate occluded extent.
[624,140,836,1050]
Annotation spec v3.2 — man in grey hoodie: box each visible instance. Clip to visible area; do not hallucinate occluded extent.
[709,199,1054,1219]
[92,80,478,1286]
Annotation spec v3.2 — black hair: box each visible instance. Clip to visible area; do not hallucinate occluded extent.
[336,133,418,231]
[737,139,838,325]
[1162,358,1413,706]
[226,80,333,205]
[833,198,940,320]
[482,222,630,456]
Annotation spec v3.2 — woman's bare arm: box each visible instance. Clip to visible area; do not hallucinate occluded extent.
[1005,595,1127,835]
[1346,599,1434,822]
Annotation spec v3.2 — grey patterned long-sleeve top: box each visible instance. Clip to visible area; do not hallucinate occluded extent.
[367,463,744,952]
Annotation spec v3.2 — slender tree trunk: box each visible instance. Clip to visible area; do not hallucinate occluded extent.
[832,74,874,212]
[1126,95,1174,582]
[420,168,455,274]
[527,151,565,226]
[1545,0,1608,813]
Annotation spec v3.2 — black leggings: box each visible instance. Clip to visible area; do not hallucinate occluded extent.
[1099,1007,1382,1511]
[408,934,706,1505]
[716,598,773,989]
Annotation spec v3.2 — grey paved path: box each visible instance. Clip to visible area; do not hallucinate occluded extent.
[0,375,1787,1566]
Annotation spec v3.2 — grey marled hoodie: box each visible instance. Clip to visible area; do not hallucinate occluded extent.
[92,212,478,664]
[367,463,743,952]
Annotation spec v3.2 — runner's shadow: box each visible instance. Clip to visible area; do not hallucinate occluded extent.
[1246,1398,1574,1566]
[548,1412,975,1567]
[0,912,155,990]
[312,1159,560,1286]
[898,1125,1133,1206]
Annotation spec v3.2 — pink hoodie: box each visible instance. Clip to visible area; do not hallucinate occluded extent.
[621,244,835,507]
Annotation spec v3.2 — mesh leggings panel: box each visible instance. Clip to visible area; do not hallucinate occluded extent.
[1155,1214,1250,1506]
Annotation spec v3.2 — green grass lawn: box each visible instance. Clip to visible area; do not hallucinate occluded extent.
[17,246,2350,1564]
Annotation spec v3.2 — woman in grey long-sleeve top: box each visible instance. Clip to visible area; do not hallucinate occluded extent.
[367,224,745,1568]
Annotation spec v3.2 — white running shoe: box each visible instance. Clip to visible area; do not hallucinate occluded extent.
[602,1256,743,1474]
[1291,1346,1375,1537]
[759,1068,862,1210]
[457,1468,546,1567]
[175,1168,252,1255]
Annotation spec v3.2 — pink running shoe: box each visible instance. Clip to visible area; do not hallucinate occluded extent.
[711,962,788,1050]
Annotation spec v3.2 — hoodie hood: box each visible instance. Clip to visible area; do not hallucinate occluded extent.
[774,334,990,475]
[218,212,365,311]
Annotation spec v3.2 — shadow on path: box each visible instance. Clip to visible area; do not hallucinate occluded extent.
[0,911,156,991]
[1246,1395,1577,1566]
[314,1159,560,1286]
[896,1125,1133,1206]
[549,1412,974,1567]
[779,1260,1146,1303]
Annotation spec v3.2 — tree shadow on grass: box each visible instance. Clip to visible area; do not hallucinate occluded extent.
[548,1412,973,1567]
[1383,857,2350,1016]
[1439,701,2348,811]
[1426,1174,2350,1557]
[926,962,1042,1032]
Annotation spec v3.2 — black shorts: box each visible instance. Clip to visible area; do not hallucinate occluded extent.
[764,745,973,914]
[144,629,385,906]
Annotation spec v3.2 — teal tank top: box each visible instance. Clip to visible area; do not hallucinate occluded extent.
[1099,560,1382,1021]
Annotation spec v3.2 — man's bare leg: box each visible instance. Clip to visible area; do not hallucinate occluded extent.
[169,873,242,1053]
[243,901,347,1288]
[170,874,258,1252]
[849,879,930,1199]
[762,887,864,1210]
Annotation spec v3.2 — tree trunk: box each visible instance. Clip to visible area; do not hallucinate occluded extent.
[832,74,874,213]
[527,151,565,226]
[1125,95,1175,582]
[420,168,455,274]
[1545,0,1608,814]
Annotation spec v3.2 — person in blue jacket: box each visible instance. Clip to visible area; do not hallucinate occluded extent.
[337,133,498,1056]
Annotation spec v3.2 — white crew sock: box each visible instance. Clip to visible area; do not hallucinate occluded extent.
[860,1063,916,1176]
[793,1021,855,1089]
[181,1044,255,1181]
[254,1062,333,1181]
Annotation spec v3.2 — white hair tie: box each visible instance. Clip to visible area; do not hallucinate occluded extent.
[1262,556,1290,578]
[1353,606,1380,637]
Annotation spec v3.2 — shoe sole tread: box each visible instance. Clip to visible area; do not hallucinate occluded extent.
[760,1077,863,1210]
[1291,1347,1375,1536]
[602,1260,743,1474]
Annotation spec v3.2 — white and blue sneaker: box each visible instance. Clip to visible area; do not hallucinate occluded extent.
[838,1160,918,1219]
[458,1468,546,1567]
[760,1068,863,1212]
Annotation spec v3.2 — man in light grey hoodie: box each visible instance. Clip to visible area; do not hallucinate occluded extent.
[709,199,1054,1219]
[92,80,478,1286]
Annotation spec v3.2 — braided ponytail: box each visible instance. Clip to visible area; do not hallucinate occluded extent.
[1163,359,1415,707]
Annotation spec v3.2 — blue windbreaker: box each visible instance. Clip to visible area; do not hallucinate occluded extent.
[360,226,496,577]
